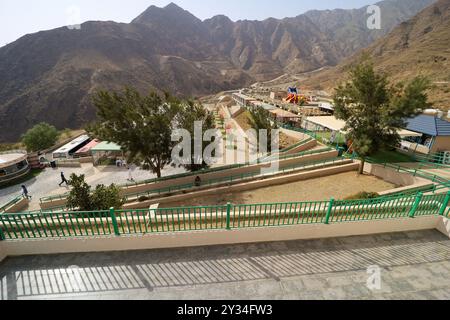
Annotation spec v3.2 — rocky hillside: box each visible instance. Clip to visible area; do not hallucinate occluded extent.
[302,0,450,111]
[0,0,435,142]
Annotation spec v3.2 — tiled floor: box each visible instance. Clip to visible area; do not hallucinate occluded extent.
[1,230,450,300]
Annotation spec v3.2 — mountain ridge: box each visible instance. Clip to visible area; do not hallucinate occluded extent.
[302,0,450,111]
[0,0,436,142]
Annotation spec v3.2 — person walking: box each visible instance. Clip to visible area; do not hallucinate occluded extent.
[127,165,134,182]
[59,172,69,187]
[21,185,31,200]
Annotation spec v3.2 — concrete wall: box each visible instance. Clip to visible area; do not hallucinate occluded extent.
[119,150,339,197]
[436,217,450,239]
[5,198,29,213]
[364,162,434,197]
[281,140,317,155]
[364,163,418,186]
[39,150,339,210]
[79,157,94,164]
[0,216,440,258]
[0,242,6,262]
[40,198,67,211]
[124,162,359,208]
[432,136,450,153]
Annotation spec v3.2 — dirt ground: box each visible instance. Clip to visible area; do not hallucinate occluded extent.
[160,172,397,208]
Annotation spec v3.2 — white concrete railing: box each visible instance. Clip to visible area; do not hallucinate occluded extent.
[0,216,447,260]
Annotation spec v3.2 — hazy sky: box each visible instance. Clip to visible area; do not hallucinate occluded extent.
[0,0,377,46]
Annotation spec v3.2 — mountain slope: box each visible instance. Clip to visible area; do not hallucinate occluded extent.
[302,0,450,110]
[0,0,436,142]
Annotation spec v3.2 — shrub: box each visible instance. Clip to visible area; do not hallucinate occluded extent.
[138,196,150,202]
[344,192,380,200]
[66,173,125,211]
[22,123,60,152]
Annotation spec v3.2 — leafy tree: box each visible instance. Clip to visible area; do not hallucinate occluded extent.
[174,100,215,171]
[67,174,92,211]
[91,184,124,210]
[248,108,278,153]
[21,123,60,152]
[333,59,431,174]
[66,174,124,211]
[89,87,216,177]
[88,88,177,178]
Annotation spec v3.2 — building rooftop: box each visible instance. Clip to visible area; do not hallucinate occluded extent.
[0,151,27,169]
[405,115,450,137]
[91,141,122,152]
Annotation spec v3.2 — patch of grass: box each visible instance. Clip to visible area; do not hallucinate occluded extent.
[369,150,416,164]
[0,169,44,189]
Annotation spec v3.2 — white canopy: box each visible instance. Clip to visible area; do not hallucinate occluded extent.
[306,116,422,137]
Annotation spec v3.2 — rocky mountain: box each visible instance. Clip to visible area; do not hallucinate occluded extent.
[0,0,436,142]
[302,0,450,110]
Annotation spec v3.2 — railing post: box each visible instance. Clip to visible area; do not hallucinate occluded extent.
[0,223,5,241]
[324,198,334,225]
[226,203,232,230]
[409,193,423,218]
[439,192,450,216]
[110,207,120,236]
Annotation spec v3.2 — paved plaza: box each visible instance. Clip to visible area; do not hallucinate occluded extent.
[0,164,187,211]
[1,230,450,300]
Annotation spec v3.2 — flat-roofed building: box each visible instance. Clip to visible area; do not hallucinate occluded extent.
[0,150,30,186]
[232,93,255,108]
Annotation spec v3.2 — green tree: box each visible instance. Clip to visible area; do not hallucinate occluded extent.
[66,174,124,211]
[21,123,60,152]
[333,59,431,174]
[248,108,278,153]
[91,184,124,210]
[66,174,92,211]
[174,100,216,171]
[88,88,177,178]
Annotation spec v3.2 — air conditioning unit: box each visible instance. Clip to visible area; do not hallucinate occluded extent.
[443,151,450,165]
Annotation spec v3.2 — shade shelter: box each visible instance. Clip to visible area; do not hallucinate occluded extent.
[404,115,450,154]
[91,142,123,166]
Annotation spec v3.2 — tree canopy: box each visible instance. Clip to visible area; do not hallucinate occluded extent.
[88,87,214,177]
[174,100,215,171]
[333,59,431,173]
[248,108,278,153]
[21,122,60,152]
[66,174,124,211]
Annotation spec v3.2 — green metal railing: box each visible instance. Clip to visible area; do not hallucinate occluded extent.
[0,196,23,213]
[123,157,349,202]
[1,191,449,241]
[39,146,334,204]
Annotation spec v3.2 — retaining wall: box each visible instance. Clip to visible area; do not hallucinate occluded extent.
[0,216,444,259]
[4,198,29,213]
[364,163,434,196]
[0,242,5,263]
[120,150,339,196]
[124,162,359,208]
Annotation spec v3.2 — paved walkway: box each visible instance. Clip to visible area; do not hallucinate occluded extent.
[1,230,450,300]
[0,164,187,211]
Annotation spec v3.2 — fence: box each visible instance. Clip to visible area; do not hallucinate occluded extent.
[0,196,23,213]
[39,146,333,204]
[1,192,449,241]
[123,156,348,202]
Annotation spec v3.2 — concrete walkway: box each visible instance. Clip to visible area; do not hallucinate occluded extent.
[1,230,450,300]
[0,164,187,211]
